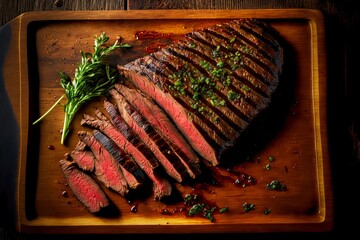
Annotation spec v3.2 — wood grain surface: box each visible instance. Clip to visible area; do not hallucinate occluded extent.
[1,0,359,239]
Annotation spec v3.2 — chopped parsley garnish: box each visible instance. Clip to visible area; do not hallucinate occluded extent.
[266,180,287,191]
[183,193,228,222]
[188,203,205,216]
[167,43,247,122]
[189,42,197,48]
[242,202,255,212]
[227,90,240,100]
[264,163,271,170]
[219,206,229,213]
[264,208,272,215]
[241,84,250,91]
[203,207,217,222]
[184,193,199,205]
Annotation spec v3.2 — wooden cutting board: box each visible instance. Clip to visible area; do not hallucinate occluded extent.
[0,9,332,234]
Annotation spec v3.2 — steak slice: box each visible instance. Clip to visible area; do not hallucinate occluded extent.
[113,83,201,176]
[78,130,129,197]
[59,159,109,213]
[109,88,195,182]
[117,18,283,166]
[93,130,145,190]
[81,112,159,170]
[69,141,95,172]
[81,112,172,199]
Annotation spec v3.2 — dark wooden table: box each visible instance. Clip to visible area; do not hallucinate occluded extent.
[1,0,359,239]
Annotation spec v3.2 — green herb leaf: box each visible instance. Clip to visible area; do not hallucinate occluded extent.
[242,202,255,212]
[188,203,205,216]
[120,43,132,48]
[264,208,272,215]
[264,163,271,170]
[219,206,229,213]
[266,179,287,191]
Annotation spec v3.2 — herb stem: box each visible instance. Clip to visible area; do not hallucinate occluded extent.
[32,94,65,125]
[61,110,71,145]
[60,96,84,144]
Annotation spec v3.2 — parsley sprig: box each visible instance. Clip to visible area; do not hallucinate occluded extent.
[33,32,131,144]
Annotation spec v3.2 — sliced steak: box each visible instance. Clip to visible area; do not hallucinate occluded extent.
[77,130,129,197]
[69,141,95,172]
[109,88,195,182]
[81,113,172,199]
[117,18,283,166]
[81,112,159,170]
[96,105,161,171]
[59,159,109,213]
[113,83,201,176]
[118,65,220,166]
[93,130,145,190]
